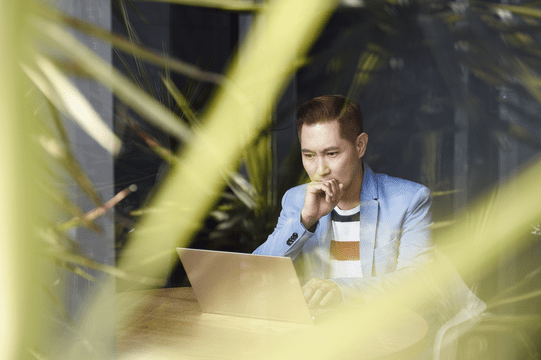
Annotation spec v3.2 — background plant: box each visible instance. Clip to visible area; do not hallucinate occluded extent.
[3,0,541,359]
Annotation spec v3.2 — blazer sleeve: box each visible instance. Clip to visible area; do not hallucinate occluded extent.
[253,186,321,260]
[332,186,435,305]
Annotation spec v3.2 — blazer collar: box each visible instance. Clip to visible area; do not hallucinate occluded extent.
[359,162,379,277]
[361,162,379,202]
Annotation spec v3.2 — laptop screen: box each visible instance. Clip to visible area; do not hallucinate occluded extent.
[176,248,313,324]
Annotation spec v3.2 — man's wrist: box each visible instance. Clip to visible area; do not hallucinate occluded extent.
[301,212,318,232]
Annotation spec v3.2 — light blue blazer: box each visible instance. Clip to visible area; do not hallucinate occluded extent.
[253,164,434,304]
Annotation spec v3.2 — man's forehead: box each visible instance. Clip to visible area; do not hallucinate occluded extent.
[300,121,347,147]
[300,120,342,139]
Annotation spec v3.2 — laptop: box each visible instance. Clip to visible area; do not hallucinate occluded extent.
[176,248,314,324]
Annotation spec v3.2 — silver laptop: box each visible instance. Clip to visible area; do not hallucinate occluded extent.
[176,248,314,324]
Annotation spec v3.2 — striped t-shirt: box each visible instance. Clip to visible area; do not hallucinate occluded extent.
[329,204,363,278]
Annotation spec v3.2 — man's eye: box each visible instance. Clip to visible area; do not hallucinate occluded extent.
[303,153,314,159]
[327,152,337,157]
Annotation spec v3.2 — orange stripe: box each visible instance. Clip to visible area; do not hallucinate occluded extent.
[330,240,360,260]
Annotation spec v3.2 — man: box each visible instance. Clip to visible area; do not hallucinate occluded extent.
[254,94,434,309]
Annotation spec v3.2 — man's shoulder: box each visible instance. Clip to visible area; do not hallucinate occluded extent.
[374,172,425,189]
[283,183,309,199]
[371,170,430,201]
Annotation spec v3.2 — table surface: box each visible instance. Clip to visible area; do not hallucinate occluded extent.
[116,287,428,360]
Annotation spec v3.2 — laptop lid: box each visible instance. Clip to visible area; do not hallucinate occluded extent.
[176,248,313,324]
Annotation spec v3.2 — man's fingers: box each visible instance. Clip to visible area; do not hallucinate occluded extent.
[303,279,343,308]
[319,182,332,202]
[308,180,342,204]
[325,181,334,203]
[303,279,322,306]
[319,290,335,307]
[308,288,324,308]
[302,279,317,300]
[329,179,338,198]
[303,286,314,300]
[322,180,339,203]
[309,182,332,203]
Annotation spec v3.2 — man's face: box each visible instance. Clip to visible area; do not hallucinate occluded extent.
[300,120,364,193]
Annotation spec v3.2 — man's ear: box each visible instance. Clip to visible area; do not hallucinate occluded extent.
[356,133,368,159]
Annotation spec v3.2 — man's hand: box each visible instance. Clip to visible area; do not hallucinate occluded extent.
[301,179,344,231]
[302,278,343,309]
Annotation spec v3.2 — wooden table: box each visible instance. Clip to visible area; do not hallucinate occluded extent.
[116,287,428,359]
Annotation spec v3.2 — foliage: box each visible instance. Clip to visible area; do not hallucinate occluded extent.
[3,0,541,359]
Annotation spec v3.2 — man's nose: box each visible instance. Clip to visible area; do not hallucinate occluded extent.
[315,157,330,177]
